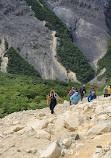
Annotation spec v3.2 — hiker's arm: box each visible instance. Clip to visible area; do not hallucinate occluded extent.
[68,90,71,96]
[47,96,50,105]
[56,95,64,102]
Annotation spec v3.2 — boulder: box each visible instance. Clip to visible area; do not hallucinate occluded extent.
[103,152,111,158]
[26,119,49,131]
[88,120,111,135]
[62,138,72,147]
[39,141,61,158]
[64,112,83,131]
[36,130,51,140]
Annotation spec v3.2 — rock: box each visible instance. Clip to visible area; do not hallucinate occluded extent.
[12,121,20,125]
[27,119,49,130]
[96,147,103,153]
[88,120,111,135]
[26,148,37,154]
[95,105,104,114]
[13,126,24,132]
[98,114,107,120]
[54,112,69,130]
[103,152,111,158]
[61,149,73,156]
[36,130,51,140]
[64,112,83,131]
[62,138,72,147]
[90,153,100,158]
[39,141,61,158]
[39,113,46,117]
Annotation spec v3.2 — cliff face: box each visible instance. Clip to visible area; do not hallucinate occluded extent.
[0,0,79,82]
[45,0,111,70]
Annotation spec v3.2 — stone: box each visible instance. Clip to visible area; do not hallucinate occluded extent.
[39,113,46,117]
[39,141,61,158]
[36,130,51,140]
[88,120,111,135]
[103,152,111,158]
[13,127,24,132]
[64,112,83,131]
[62,138,72,147]
[98,114,107,120]
[27,119,49,130]
[26,148,37,154]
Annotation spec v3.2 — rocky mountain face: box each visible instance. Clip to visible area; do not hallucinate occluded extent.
[0,0,78,82]
[0,96,111,158]
[45,0,111,70]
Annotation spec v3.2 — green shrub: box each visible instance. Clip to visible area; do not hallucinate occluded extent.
[5,47,40,77]
[97,39,111,80]
[0,71,80,118]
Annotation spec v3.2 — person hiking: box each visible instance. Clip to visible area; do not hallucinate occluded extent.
[90,87,96,98]
[68,87,75,105]
[79,85,86,101]
[70,91,81,105]
[47,90,63,114]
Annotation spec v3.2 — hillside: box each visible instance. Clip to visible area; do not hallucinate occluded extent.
[0,95,111,158]
[45,0,111,70]
[0,0,94,83]
[0,71,80,118]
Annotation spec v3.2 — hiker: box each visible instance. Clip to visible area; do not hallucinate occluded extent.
[47,90,63,114]
[68,87,75,105]
[90,87,96,99]
[103,85,108,97]
[70,91,81,105]
[79,85,86,101]
[88,87,96,102]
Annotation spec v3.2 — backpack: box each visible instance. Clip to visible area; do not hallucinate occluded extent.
[82,87,86,94]
[50,93,58,99]
[91,90,95,96]
[70,90,75,96]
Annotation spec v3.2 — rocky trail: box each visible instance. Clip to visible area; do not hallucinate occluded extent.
[0,96,111,158]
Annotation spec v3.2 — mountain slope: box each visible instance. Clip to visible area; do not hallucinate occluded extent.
[0,0,94,83]
[45,0,111,70]
[0,96,111,158]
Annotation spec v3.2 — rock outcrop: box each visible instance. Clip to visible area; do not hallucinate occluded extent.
[0,95,111,158]
[45,0,111,70]
[0,0,79,82]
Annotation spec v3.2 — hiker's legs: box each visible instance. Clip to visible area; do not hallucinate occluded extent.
[81,94,84,101]
[70,101,71,105]
[50,100,56,114]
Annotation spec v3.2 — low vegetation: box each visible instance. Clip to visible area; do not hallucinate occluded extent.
[4,47,40,77]
[97,39,111,80]
[0,71,80,118]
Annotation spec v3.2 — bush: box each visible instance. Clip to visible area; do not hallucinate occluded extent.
[5,47,40,77]
[97,39,111,80]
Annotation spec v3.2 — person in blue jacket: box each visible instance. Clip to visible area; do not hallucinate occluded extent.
[88,87,96,102]
[70,91,81,104]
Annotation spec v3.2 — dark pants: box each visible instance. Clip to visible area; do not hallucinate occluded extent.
[80,94,84,101]
[50,100,57,114]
